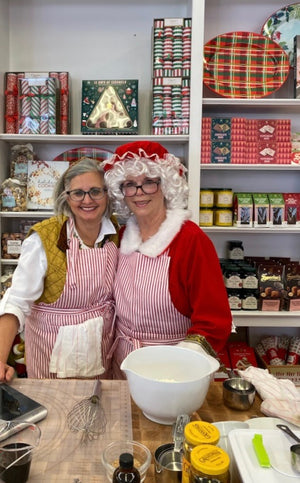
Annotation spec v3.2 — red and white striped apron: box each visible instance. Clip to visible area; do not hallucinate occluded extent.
[112,250,191,379]
[25,233,117,379]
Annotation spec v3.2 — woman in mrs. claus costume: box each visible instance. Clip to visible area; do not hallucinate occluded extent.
[104,141,232,379]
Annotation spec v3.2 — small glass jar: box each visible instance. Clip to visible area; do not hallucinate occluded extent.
[190,445,230,483]
[227,289,242,310]
[214,189,233,208]
[242,266,258,289]
[200,189,214,208]
[227,240,244,260]
[224,265,243,289]
[241,289,259,310]
[214,209,232,227]
[181,422,220,483]
[199,208,214,227]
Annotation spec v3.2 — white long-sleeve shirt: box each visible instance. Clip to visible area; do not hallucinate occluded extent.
[0,217,116,332]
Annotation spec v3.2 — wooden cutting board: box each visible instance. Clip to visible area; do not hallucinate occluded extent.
[12,379,133,482]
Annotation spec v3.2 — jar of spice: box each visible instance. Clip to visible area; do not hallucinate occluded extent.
[214,189,233,208]
[227,240,244,260]
[181,421,220,483]
[190,445,230,483]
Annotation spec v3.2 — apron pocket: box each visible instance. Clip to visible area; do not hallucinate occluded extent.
[49,316,104,378]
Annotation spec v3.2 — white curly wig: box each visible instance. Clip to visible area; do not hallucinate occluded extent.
[104,142,189,219]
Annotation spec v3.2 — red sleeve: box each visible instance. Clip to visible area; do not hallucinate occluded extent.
[168,221,232,353]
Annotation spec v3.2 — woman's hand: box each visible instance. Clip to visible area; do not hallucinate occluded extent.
[0,361,15,382]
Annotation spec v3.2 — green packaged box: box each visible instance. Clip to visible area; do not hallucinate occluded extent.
[233,193,253,227]
[268,193,284,226]
[81,80,138,134]
[252,193,269,227]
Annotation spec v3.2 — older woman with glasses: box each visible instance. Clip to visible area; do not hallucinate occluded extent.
[104,141,232,379]
[0,158,119,382]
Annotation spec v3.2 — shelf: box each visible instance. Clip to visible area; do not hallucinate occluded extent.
[202,226,300,234]
[203,98,300,114]
[0,211,53,218]
[1,259,18,265]
[201,164,300,171]
[232,310,300,327]
[0,134,189,145]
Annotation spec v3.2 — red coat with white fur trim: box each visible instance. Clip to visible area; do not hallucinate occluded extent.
[119,210,232,353]
[168,220,232,352]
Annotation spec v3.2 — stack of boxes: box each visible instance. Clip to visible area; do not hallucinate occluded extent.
[201,117,292,164]
[152,18,192,135]
[4,71,71,135]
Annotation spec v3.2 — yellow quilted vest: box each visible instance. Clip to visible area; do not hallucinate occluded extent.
[28,216,69,304]
[28,214,119,305]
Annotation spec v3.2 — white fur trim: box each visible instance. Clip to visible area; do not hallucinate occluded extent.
[120,209,191,257]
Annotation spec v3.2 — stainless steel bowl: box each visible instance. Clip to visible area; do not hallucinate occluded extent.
[223,377,256,411]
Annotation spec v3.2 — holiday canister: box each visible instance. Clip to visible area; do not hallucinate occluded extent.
[190,444,230,483]
[181,421,220,483]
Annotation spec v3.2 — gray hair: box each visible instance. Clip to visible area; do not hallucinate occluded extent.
[53,157,111,217]
[105,156,189,219]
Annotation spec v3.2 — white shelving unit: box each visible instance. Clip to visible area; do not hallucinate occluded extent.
[0,0,298,334]
[202,0,300,333]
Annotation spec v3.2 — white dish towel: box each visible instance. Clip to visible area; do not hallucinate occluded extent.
[237,366,300,427]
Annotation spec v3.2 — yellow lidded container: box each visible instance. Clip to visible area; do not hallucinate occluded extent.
[199,208,214,227]
[214,209,232,226]
[214,189,233,208]
[181,422,220,483]
[190,444,230,483]
[199,189,214,208]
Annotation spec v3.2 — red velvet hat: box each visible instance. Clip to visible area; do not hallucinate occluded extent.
[103,141,169,172]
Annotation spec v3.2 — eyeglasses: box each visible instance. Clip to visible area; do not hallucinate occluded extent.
[66,187,107,201]
[120,179,161,197]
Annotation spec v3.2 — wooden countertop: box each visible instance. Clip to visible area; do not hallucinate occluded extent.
[2,379,264,482]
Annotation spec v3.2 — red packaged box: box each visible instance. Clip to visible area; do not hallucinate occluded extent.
[228,343,258,371]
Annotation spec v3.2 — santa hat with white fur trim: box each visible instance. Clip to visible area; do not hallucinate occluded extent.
[103,140,186,177]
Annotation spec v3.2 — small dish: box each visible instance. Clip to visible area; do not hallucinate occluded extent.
[101,440,151,482]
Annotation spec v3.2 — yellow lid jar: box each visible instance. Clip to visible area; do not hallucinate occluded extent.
[190,444,230,483]
[199,208,214,227]
[200,189,214,208]
[181,422,220,483]
[214,189,233,208]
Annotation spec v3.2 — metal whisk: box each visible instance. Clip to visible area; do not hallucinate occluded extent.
[67,380,107,443]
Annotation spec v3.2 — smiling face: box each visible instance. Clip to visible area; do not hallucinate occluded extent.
[122,175,165,222]
[67,171,108,225]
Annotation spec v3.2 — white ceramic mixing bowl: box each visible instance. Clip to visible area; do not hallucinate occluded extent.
[121,345,220,425]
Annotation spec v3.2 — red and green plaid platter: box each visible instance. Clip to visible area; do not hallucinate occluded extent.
[203,31,290,98]
[53,146,113,163]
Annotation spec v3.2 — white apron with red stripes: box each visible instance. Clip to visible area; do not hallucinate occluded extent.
[25,233,117,379]
[112,250,191,379]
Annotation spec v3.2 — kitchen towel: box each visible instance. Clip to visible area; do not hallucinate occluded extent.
[237,366,300,427]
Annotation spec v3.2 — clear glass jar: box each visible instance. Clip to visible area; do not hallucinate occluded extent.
[190,444,230,483]
[181,422,220,483]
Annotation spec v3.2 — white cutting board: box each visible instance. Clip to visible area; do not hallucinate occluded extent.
[229,428,300,482]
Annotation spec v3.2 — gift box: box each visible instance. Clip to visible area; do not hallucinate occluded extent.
[18,77,60,135]
[4,71,71,134]
[294,35,300,99]
[26,160,69,210]
[152,77,190,135]
[81,80,138,135]
[152,18,192,78]
[252,193,269,227]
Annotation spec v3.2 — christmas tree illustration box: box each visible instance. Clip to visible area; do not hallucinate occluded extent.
[81,80,138,134]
